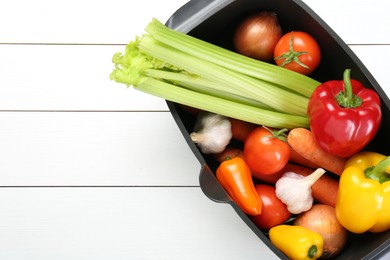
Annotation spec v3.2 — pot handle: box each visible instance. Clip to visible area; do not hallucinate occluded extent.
[198,164,232,204]
[165,0,233,32]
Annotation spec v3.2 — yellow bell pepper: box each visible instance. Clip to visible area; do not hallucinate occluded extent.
[335,151,390,233]
[269,225,323,260]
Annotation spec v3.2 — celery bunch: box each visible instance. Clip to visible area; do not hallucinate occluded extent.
[110,18,321,129]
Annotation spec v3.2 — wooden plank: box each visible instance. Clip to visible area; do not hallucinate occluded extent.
[0,0,388,44]
[0,0,189,44]
[0,187,277,259]
[0,44,168,111]
[350,45,390,96]
[0,112,201,186]
[303,0,390,45]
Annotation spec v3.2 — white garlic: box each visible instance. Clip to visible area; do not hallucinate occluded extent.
[190,112,232,154]
[275,168,326,214]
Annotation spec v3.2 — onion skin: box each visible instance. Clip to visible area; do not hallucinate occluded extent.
[234,12,282,61]
[294,204,348,259]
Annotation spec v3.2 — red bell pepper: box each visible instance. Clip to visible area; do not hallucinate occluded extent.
[308,69,382,158]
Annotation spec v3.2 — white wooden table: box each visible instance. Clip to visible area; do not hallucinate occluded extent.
[0,0,389,259]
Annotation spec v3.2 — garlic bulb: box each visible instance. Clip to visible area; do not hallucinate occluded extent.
[275,168,326,214]
[190,112,232,154]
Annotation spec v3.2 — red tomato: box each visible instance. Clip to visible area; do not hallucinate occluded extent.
[274,31,321,75]
[243,127,290,175]
[250,184,291,230]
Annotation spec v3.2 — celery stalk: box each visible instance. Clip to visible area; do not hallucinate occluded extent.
[145,18,320,98]
[137,77,309,129]
[138,35,309,116]
[144,69,274,110]
[110,18,316,129]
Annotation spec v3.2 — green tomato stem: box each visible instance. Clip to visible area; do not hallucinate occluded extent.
[262,126,288,142]
[274,32,310,69]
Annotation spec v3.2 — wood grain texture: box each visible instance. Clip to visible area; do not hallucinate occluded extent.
[0,188,276,260]
[0,112,200,186]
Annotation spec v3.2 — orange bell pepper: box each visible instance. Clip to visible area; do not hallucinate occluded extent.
[216,157,262,215]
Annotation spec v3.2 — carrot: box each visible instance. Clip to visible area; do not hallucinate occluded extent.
[310,171,339,207]
[287,128,346,175]
[229,118,258,142]
[289,146,320,169]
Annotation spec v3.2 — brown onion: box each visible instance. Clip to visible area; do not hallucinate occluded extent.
[294,204,348,259]
[233,12,282,61]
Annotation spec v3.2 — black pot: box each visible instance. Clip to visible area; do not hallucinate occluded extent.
[165,0,390,259]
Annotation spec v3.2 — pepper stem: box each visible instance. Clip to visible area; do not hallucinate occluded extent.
[308,245,318,259]
[344,69,353,100]
[365,156,390,183]
[335,69,363,108]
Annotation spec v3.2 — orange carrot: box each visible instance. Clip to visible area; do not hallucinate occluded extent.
[287,128,346,175]
[229,118,258,142]
[310,172,339,207]
[289,146,320,169]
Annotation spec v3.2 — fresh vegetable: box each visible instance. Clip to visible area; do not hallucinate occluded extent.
[110,18,321,129]
[275,168,326,214]
[294,204,348,259]
[308,69,382,158]
[269,225,323,260]
[289,147,319,169]
[244,126,290,175]
[216,157,262,216]
[144,19,320,97]
[335,151,390,233]
[215,146,284,183]
[234,12,282,61]
[301,173,339,208]
[280,164,339,207]
[215,148,339,207]
[190,112,232,154]
[229,118,257,142]
[287,128,346,175]
[250,184,291,230]
[274,31,321,75]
